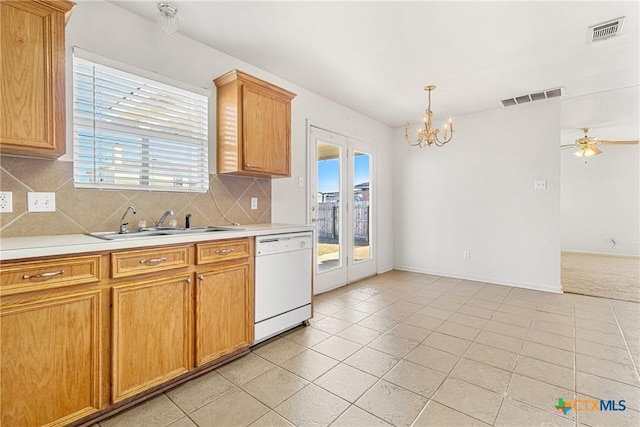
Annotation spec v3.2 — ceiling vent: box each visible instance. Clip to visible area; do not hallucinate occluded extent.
[587,17,625,43]
[501,87,564,107]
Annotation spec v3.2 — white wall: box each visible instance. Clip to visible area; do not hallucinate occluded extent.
[63,0,394,272]
[393,101,562,292]
[560,88,640,256]
[561,145,640,256]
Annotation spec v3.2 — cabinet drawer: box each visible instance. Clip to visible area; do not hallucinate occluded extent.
[1,255,101,296]
[196,238,251,265]
[111,246,190,279]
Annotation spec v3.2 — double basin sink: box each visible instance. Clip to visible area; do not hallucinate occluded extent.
[87,226,241,241]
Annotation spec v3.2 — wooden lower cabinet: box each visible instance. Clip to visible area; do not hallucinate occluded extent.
[1,289,103,427]
[0,237,256,424]
[195,261,254,366]
[111,274,193,402]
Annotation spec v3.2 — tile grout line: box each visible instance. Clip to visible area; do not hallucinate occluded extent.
[353,281,486,425]
[609,300,640,383]
[490,298,522,427]
[266,323,400,426]
[573,301,579,427]
[100,272,638,426]
[408,283,504,426]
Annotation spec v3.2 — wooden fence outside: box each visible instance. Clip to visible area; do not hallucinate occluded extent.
[317,201,369,242]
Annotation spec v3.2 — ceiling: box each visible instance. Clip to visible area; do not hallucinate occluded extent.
[110,1,639,138]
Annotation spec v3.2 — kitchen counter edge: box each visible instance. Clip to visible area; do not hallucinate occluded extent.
[0,223,315,261]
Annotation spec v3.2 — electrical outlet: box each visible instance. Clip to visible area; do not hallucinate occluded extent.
[534,180,548,191]
[0,191,13,213]
[251,197,258,210]
[464,251,471,260]
[27,192,56,212]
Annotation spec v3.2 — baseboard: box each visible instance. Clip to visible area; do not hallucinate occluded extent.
[378,264,394,274]
[393,264,563,294]
[562,250,640,259]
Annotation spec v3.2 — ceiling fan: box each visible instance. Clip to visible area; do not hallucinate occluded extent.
[561,128,639,158]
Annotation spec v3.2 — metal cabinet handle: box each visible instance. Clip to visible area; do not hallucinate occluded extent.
[215,248,234,255]
[198,275,204,281]
[23,270,64,280]
[139,257,167,265]
[186,277,192,284]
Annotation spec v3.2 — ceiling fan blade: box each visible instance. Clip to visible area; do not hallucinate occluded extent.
[560,144,576,148]
[598,140,639,145]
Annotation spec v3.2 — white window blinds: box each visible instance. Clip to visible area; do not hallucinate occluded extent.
[73,53,209,192]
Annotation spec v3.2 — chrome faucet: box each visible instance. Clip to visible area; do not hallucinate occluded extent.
[119,205,137,234]
[155,210,174,228]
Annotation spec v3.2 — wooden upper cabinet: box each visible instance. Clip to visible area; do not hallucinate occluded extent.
[0,0,74,158]
[214,70,296,177]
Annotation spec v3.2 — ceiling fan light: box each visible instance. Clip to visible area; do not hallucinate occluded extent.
[574,147,586,157]
[582,146,602,157]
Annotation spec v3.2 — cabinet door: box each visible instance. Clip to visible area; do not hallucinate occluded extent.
[111,275,192,402]
[1,290,102,426]
[0,1,72,157]
[196,262,253,366]
[242,83,291,176]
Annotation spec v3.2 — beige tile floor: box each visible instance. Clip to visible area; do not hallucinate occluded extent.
[100,270,640,427]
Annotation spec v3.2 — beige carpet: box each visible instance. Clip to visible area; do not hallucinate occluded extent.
[561,251,640,303]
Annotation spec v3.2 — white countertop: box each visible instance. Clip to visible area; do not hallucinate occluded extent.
[0,223,314,261]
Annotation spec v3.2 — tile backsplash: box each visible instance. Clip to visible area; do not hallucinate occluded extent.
[0,157,271,238]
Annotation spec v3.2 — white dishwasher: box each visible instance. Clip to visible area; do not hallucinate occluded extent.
[254,232,313,344]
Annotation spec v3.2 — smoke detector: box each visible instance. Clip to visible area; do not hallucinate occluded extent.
[587,17,625,43]
[501,87,564,107]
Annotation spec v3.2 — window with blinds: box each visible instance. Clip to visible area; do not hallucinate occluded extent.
[73,53,209,192]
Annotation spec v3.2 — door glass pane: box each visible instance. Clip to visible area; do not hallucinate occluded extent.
[317,141,342,273]
[353,151,371,262]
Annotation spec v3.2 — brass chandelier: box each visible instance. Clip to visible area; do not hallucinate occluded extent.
[405,85,454,147]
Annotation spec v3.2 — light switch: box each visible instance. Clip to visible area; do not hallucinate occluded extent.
[27,192,56,212]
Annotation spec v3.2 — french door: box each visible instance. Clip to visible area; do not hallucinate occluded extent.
[308,125,376,293]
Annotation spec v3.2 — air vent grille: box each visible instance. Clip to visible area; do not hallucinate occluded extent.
[588,17,624,43]
[545,88,563,99]
[501,87,564,107]
[530,92,546,101]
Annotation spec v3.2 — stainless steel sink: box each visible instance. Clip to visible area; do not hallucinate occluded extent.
[87,226,242,240]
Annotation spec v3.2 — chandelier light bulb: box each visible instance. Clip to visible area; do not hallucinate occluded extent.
[405,85,455,148]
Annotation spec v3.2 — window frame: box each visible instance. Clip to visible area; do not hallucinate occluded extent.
[72,48,210,193]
